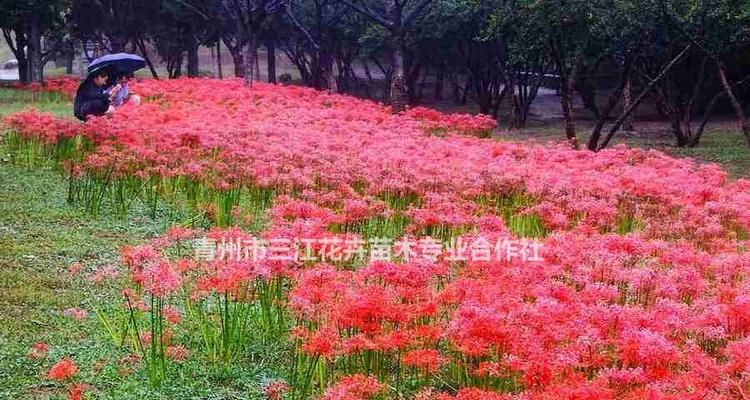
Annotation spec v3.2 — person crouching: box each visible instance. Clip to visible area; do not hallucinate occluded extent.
[74,70,117,121]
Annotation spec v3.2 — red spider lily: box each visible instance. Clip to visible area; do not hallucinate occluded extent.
[46,357,78,381]
[68,262,82,275]
[264,379,290,400]
[402,349,447,374]
[87,265,120,284]
[321,374,382,400]
[166,345,190,363]
[163,306,182,324]
[67,383,88,400]
[27,342,50,359]
[300,326,340,359]
[414,387,514,400]
[141,260,181,297]
[63,307,88,321]
[12,77,750,399]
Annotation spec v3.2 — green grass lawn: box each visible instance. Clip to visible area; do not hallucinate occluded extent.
[0,164,281,399]
[0,88,72,118]
[1,87,749,398]
[0,162,294,399]
[669,129,750,177]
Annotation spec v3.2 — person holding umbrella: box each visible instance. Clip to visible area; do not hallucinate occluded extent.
[74,53,146,121]
[73,67,119,121]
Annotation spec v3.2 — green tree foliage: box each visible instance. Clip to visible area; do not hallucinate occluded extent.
[0,0,67,82]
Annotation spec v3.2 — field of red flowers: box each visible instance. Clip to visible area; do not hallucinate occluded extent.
[4,77,750,399]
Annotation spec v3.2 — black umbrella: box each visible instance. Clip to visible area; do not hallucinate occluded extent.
[88,53,146,75]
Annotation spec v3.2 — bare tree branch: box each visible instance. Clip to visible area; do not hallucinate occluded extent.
[285,6,321,50]
[340,0,391,28]
[596,44,692,150]
[167,0,211,20]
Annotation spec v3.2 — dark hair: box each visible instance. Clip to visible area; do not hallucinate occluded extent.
[116,72,134,82]
[95,70,109,78]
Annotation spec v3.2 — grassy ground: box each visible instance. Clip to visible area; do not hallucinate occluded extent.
[503,123,750,178]
[669,130,750,177]
[0,163,285,399]
[0,92,286,399]
[0,89,73,117]
[0,87,748,398]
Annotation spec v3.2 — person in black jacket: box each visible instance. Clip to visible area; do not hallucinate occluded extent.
[73,70,119,121]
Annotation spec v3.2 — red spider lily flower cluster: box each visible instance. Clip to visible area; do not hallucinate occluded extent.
[7,77,750,398]
[67,383,88,400]
[12,76,80,97]
[3,110,81,144]
[321,374,382,400]
[30,347,90,398]
[264,379,291,400]
[27,342,50,359]
[46,357,78,381]
[63,307,88,321]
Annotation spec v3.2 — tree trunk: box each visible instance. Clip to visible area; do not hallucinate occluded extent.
[577,77,599,120]
[693,76,750,147]
[27,16,43,83]
[229,45,244,78]
[416,66,428,102]
[136,38,159,79]
[449,74,460,104]
[622,74,634,131]
[361,58,373,83]
[78,41,88,79]
[717,64,750,147]
[405,58,422,102]
[476,82,490,114]
[143,55,159,79]
[595,44,692,150]
[64,40,74,75]
[266,41,276,83]
[65,50,74,74]
[168,55,183,79]
[109,37,126,53]
[671,118,689,147]
[340,58,353,91]
[550,39,580,149]
[390,41,408,113]
[388,1,407,113]
[329,59,339,93]
[6,28,30,83]
[460,77,469,105]
[434,64,445,101]
[509,77,522,129]
[587,69,630,150]
[17,58,29,83]
[560,71,579,149]
[187,41,200,77]
[95,40,107,58]
[253,46,260,81]
[242,34,257,86]
[390,44,408,112]
[215,40,223,79]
